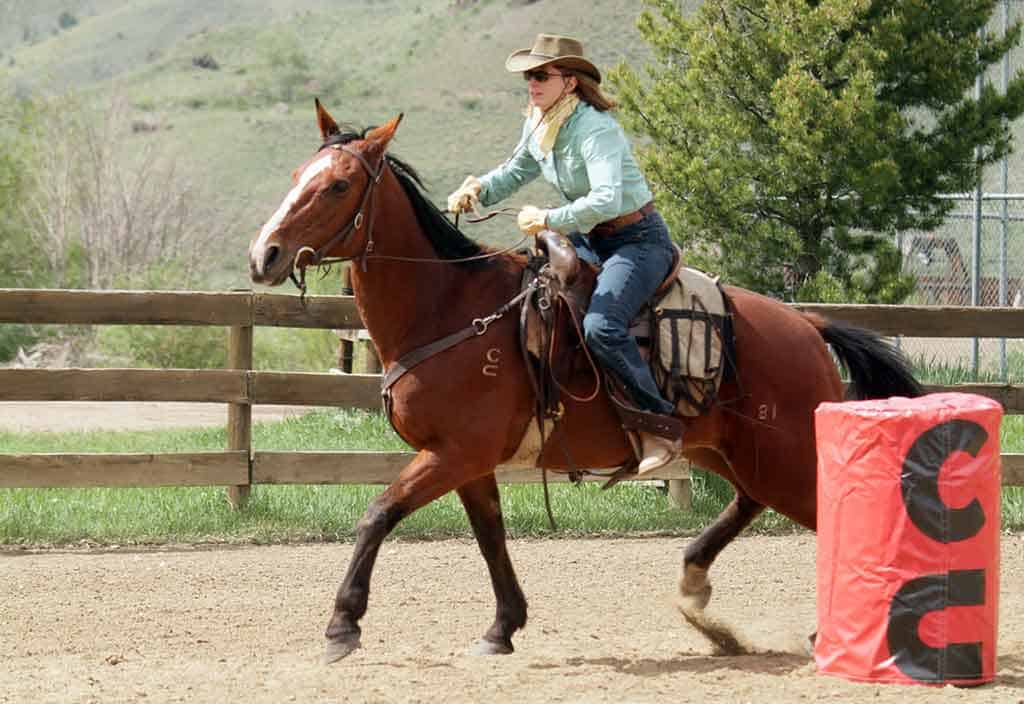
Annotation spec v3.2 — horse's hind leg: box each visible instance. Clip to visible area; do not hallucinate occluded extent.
[680,492,764,612]
[323,448,486,664]
[677,491,764,655]
[457,474,528,655]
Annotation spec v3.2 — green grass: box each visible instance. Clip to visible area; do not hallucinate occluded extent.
[1,403,1020,547]
[0,409,726,546]
[0,482,710,546]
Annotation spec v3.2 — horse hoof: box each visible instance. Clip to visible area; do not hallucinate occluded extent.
[679,582,712,613]
[466,638,513,656]
[322,636,361,664]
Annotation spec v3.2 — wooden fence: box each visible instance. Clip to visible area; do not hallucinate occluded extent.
[0,288,691,508]
[0,290,1021,508]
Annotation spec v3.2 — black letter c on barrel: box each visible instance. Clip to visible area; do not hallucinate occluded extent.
[901,419,987,543]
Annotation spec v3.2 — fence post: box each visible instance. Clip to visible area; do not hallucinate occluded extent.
[226,322,253,509]
[666,477,692,511]
[364,340,382,374]
[665,458,692,511]
[339,265,355,373]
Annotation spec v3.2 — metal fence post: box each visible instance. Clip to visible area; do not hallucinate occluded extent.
[970,25,988,377]
[1000,0,1011,379]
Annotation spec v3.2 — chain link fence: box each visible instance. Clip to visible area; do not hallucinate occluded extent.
[897,0,1024,381]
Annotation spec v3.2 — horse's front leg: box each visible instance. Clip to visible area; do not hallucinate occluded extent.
[323,448,480,664]
[457,473,527,655]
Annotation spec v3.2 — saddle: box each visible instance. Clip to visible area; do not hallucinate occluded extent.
[520,230,734,446]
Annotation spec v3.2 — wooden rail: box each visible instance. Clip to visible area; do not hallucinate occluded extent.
[0,451,690,489]
[1,289,1023,505]
[792,303,1024,339]
[0,288,691,508]
[0,289,362,328]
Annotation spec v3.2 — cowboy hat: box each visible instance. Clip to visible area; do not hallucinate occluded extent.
[505,34,601,84]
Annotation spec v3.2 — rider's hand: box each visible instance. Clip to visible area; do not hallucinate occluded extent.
[517,205,548,235]
[446,175,482,214]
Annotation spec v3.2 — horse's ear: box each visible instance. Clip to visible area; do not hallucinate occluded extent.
[365,113,403,149]
[315,98,340,141]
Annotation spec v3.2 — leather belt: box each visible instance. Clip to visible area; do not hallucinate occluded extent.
[590,201,655,237]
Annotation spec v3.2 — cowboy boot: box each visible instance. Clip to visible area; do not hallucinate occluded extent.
[637,431,682,476]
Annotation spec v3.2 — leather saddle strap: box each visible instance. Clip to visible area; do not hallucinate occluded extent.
[381,326,479,393]
[605,379,684,440]
[547,290,601,403]
[518,271,561,530]
[381,286,534,393]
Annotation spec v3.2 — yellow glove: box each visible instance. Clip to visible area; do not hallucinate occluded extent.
[517,205,548,235]
[446,175,482,214]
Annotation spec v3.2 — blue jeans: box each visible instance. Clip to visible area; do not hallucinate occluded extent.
[569,211,676,415]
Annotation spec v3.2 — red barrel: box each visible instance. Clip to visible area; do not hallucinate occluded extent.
[814,392,1002,686]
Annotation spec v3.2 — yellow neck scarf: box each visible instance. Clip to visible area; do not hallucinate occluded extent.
[530,94,580,158]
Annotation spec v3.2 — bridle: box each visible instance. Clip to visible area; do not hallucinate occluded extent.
[288,143,528,298]
[290,143,387,294]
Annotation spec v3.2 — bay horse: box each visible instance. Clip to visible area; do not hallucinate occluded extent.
[248,101,923,663]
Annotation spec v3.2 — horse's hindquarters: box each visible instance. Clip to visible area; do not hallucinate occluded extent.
[708,287,843,528]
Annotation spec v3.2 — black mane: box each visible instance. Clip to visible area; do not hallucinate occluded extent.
[321,129,490,270]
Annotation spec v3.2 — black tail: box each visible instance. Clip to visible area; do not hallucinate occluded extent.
[818,319,924,400]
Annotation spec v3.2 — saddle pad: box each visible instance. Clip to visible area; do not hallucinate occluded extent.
[651,267,729,417]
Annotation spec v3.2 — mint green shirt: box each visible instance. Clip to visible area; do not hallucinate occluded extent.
[478,102,654,234]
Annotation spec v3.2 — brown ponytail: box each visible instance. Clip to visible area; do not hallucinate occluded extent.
[563,69,618,112]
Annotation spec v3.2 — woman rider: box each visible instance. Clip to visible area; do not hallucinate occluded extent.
[447,34,681,475]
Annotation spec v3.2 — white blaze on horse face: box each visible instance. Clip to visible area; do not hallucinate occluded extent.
[255,153,334,251]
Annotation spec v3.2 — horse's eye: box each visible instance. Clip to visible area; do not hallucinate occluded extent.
[329,180,350,194]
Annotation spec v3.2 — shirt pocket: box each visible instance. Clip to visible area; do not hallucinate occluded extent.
[555,153,588,196]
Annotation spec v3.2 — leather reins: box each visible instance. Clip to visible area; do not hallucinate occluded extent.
[285,143,566,528]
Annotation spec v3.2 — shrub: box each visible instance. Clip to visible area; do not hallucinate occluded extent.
[95,325,228,369]
[0,325,43,364]
[192,54,219,71]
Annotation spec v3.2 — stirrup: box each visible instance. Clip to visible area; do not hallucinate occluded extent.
[637,432,682,476]
[605,378,683,440]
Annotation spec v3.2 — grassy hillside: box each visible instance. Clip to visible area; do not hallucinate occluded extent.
[2,0,1022,296]
[0,0,684,290]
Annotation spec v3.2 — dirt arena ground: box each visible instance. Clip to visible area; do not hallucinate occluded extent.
[2,534,1021,703]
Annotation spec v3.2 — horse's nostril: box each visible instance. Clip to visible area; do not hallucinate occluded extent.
[264,245,280,271]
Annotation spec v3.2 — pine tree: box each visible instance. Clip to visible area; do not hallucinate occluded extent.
[611,0,1024,302]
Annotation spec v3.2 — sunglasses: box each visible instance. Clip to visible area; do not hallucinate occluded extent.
[523,69,566,83]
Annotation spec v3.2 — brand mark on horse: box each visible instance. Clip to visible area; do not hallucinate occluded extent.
[483,348,501,377]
